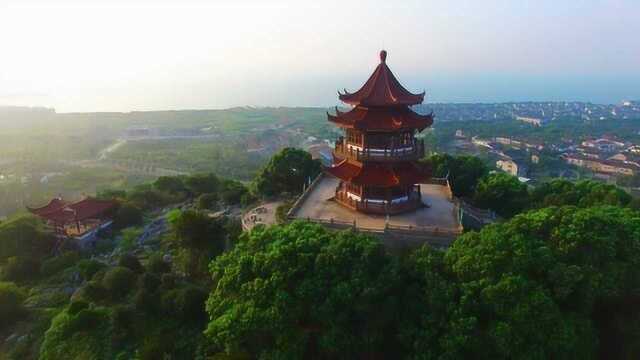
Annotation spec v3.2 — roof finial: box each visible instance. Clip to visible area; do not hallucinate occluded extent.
[379,49,387,63]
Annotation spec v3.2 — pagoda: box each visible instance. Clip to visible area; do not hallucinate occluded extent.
[325,50,433,215]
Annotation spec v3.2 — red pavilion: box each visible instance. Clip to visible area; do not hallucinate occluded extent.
[27,197,117,239]
[326,50,433,214]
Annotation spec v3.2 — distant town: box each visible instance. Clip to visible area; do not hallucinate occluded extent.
[416,99,640,122]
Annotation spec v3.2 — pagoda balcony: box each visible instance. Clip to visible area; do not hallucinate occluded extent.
[334,137,424,163]
[334,185,423,215]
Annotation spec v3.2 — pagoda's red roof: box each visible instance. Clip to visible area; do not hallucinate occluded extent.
[338,50,425,107]
[28,198,117,224]
[27,198,68,217]
[325,159,429,187]
[328,106,433,132]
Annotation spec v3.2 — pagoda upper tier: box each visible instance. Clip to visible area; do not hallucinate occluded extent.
[328,106,433,132]
[338,50,425,107]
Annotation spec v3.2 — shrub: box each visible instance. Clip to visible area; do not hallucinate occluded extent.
[134,288,158,314]
[118,227,142,252]
[118,253,143,273]
[40,251,80,276]
[77,259,106,281]
[67,308,103,334]
[220,180,248,205]
[1,256,40,282]
[154,176,186,194]
[39,306,111,360]
[196,193,218,210]
[111,305,134,333]
[240,191,258,207]
[68,299,89,315]
[102,267,136,299]
[127,185,174,211]
[160,273,176,289]
[275,201,293,224]
[113,203,144,229]
[138,334,173,360]
[161,287,206,320]
[139,273,161,292]
[0,281,26,329]
[146,253,171,274]
[176,286,208,321]
[185,173,220,196]
[0,215,55,261]
[74,280,107,303]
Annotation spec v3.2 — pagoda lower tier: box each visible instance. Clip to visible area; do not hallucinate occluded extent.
[325,159,430,214]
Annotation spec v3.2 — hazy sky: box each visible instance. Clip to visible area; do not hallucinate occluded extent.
[1,0,638,112]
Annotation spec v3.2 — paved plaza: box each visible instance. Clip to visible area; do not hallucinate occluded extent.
[291,175,460,232]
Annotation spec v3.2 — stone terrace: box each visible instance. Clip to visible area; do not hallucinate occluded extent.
[289,174,462,249]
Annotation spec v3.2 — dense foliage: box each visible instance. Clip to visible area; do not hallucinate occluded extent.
[4,146,640,359]
[206,222,408,358]
[0,281,26,330]
[424,153,489,197]
[473,172,529,217]
[530,178,632,208]
[206,210,640,359]
[0,215,55,261]
[253,147,321,196]
[447,206,640,359]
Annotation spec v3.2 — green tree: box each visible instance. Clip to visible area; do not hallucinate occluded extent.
[0,281,26,330]
[0,214,55,261]
[395,246,460,358]
[119,227,142,252]
[424,154,489,198]
[1,256,40,282]
[118,253,143,273]
[113,203,143,229]
[219,180,248,205]
[445,206,640,359]
[253,148,321,196]
[102,266,136,299]
[185,173,220,196]
[127,184,174,210]
[473,172,529,217]
[530,179,631,209]
[196,193,218,210]
[153,176,186,194]
[275,201,293,224]
[167,210,227,279]
[205,221,406,358]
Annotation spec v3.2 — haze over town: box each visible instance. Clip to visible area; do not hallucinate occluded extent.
[1,0,639,112]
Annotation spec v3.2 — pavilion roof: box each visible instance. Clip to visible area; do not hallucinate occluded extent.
[28,197,117,224]
[325,159,430,187]
[327,106,433,132]
[338,50,425,107]
[27,198,68,217]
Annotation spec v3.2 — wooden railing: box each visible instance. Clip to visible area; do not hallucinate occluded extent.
[334,137,425,162]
